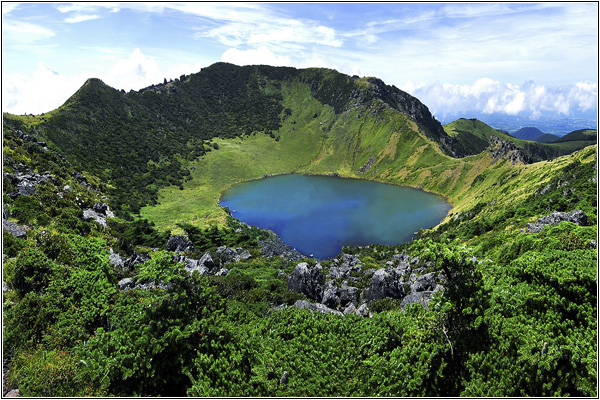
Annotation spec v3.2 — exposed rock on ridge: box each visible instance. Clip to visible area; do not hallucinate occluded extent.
[488,135,531,164]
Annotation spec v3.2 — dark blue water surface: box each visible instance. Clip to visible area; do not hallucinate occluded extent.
[220,174,451,259]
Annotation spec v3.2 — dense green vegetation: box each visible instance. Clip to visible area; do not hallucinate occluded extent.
[2,63,597,397]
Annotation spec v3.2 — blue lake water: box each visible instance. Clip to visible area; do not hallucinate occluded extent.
[220,174,452,259]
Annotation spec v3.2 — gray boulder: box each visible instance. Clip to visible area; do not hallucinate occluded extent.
[288,262,324,301]
[343,303,359,315]
[82,208,107,229]
[16,181,36,196]
[526,210,588,233]
[124,251,150,270]
[117,278,135,290]
[322,283,340,309]
[400,292,435,310]
[3,220,26,238]
[184,258,209,276]
[109,248,125,269]
[410,272,436,293]
[338,285,360,307]
[183,252,215,275]
[364,268,405,302]
[215,246,252,265]
[166,235,194,253]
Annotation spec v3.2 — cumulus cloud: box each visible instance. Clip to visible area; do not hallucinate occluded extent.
[402,78,598,120]
[2,62,88,115]
[104,48,163,90]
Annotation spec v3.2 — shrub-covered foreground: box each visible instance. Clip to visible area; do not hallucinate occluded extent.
[3,219,596,396]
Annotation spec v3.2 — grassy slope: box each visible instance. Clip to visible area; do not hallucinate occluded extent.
[141,78,596,237]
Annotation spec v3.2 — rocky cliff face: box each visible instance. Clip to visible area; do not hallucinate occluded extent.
[488,135,531,164]
[359,78,456,156]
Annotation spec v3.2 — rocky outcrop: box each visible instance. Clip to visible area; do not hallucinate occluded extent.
[123,251,150,271]
[358,156,375,173]
[215,246,252,265]
[488,135,531,165]
[82,202,114,229]
[166,235,194,253]
[526,209,588,233]
[5,170,57,199]
[281,252,443,315]
[3,220,27,239]
[288,262,324,301]
[259,232,304,261]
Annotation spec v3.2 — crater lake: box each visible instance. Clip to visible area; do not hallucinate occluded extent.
[220,174,452,258]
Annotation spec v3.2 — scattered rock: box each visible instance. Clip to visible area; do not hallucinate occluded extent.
[364,268,405,302]
[109,248,125,269]
[166,235,194,253]
[2,220,27,239]
[322,283,340,309]
[358,156,375,173]
[117,278,135,290]
[215,246,252,265]
[123,251,150,270]
[526,209,588,233]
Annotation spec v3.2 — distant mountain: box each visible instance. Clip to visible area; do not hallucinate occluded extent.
[512,127,545,141]
[437,112,598,136]
[536,133,560,143]
[444,118,596,160]
[554,129,598,143]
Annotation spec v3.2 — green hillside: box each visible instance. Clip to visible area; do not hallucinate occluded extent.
[2,63,597,397]
[555,128,598,143]
[536,133,560,143]
[444,118,596,160]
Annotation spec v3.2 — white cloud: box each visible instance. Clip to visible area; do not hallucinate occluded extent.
[2,49,207,114]
[104,48,163,91]
[402,79,598,120]
[2,61,87,115]
[64,14,100,23]
[221,47,292,67]
[2,20,55,44]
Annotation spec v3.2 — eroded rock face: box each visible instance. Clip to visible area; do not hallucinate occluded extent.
[288,262,324,301]
[526,209,588,233]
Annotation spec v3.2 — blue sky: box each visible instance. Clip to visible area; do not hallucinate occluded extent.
[2,2,598,122]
